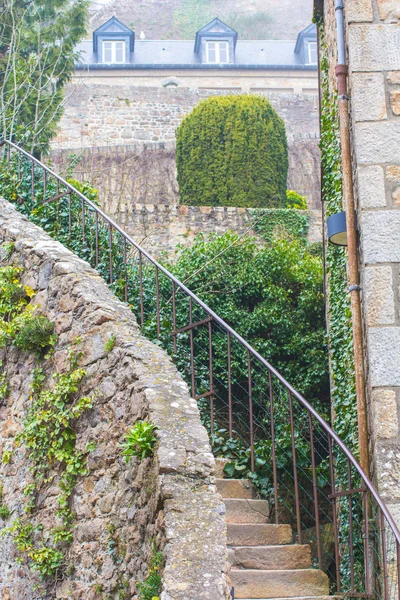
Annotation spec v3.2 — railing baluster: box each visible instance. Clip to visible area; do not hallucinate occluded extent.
[209,319,214,435]
[397,541,400,600]
[68,191,72,235]
[139,251,144,328]
[347,459,355,593]
[109,225,113,284]
[309,413,322,569]
[328,435,341,592]
[17,153,21,180]
[95,211,98,266]
[82,199,85,246]
[172,282,177,355]
[227,332,233,437]
[123,237,128,303]
[364,490,371,597]
[380,510,389,600]
[247,351,255,472]
[189,299,195,398]
[288,391,302,544]
[155,266,160,338]
[269,371,279,524]
[43,170,47,199]
[31,161,35,202]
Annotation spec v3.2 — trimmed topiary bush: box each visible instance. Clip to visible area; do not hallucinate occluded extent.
[176,95,288,207]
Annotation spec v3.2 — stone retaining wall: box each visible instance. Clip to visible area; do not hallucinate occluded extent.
[0,199,230,600]
[99,203,323,258]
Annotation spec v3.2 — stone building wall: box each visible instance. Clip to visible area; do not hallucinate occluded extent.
[96,203,323,258]
[52,86,321,208]
[324,0,400,521]
[0,199,230,600]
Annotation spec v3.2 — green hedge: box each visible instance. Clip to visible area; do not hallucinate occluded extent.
[176,95,288,208]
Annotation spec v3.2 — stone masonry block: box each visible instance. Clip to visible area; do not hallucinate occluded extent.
[355,122,400,164]
[388,72,400,84]
[360,211,400,263]
[352,73,387,121]
[377,0,400,21]
[357,166,386,208]
[348,25,400,72]
[372,388,398,439]
[345,0,373,22]
[364,266,395,326]
[369,328,400,387]
[387,165,400,182]
[390,90,400,115]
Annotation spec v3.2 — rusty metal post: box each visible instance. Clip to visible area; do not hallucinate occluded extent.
[335,3,370,478]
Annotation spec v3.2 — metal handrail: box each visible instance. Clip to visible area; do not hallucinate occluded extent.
[1,138,400,595]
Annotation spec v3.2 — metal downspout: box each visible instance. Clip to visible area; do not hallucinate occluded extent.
[334,0,370,477]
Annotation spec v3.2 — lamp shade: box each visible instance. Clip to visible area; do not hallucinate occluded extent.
[327,211,349,246]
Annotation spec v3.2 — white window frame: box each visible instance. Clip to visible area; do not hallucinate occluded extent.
[102,40,126,64]
[206,40,229,64]
[307,41,317,65]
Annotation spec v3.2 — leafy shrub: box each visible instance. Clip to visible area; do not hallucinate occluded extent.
[121,421,157,462]
[176,95,288,207]
[0,265,56,355]
[14,314,56,356]
[137,544,163,600]
[286,189,307,210]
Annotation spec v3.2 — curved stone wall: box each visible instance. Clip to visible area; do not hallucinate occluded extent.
[0,199,230,600]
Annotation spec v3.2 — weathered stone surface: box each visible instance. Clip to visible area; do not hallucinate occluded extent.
[357,165,387,208]
[216,479,256,499]
[386,165,400,182]
[352,72,387,121]
[363,266,395,326]
[390,90,400,115]
[375,444,400,502]
[224,499,270,524]
[360,211,400,263]
[372,389,398,439]
[345,0,373,22]
[349,25,400,72]
[368,328,400,387]
[230,568,329,599]
[388,72,400,84]
[393,187,400,205]
[377,0,400,21]
[231,544,311,570]
[355,122,400,164]
[0,199,230,600]
[227,524,292,546]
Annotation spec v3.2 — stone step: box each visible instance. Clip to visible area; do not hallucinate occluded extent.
[214,457,231,478]
[225,499,270,524]
[227,524,292,546]
[230,569,330,599]
[239,597,334,600]
[216,478,256,499]
[230,544,312,570]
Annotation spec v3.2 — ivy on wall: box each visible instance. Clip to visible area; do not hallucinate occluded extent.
[318,27,358,455]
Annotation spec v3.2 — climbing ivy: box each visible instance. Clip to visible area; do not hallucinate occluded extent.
[318,25,358,455]
[251,208,309,243]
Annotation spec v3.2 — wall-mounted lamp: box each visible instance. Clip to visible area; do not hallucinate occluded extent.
[327,210,357,246]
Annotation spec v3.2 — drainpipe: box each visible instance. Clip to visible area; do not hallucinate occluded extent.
[334,0,370,477]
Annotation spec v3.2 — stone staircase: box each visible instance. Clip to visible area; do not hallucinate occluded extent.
[215,461,330,600]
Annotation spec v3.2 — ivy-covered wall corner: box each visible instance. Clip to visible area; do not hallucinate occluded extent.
[318,22,358,456]
[0,199,230,600]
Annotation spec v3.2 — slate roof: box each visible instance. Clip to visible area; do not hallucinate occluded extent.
[75,38,316,70]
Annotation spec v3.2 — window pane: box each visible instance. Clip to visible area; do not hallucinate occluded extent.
[308,42,317,64]
[103,42,112,62]
[207,42,216,63]
[218,42,228,63]
[115,42,124,62]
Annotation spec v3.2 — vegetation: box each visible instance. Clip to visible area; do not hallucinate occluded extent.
[137,543,163,600]
[0,265,56,356]
[176,95,288,207]
[121,421,158,462]
[286,189,307,210]
[0,0,89,155]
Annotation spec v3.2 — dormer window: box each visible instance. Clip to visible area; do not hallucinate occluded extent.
[102,40,125,64]
[307,41,317,65]
[206,40,229,64]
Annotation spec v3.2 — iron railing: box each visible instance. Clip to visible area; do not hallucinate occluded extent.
[1,138,400,598]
